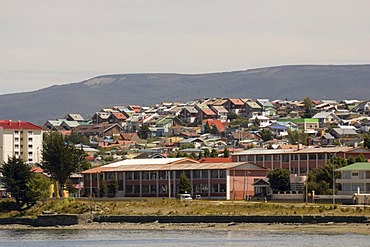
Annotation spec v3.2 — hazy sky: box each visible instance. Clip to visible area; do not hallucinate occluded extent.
[1,0,370,94]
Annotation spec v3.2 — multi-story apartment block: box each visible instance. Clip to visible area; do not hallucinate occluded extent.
[0,120,43,165]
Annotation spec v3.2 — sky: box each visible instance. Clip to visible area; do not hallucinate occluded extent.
[1,0,370,94]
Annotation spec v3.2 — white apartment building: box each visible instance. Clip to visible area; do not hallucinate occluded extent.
[0,120,43,165]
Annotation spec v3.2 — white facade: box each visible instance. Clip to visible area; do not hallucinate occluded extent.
[0,121,43,165]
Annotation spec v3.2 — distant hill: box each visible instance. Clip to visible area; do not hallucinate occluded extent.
[0,64,370,124]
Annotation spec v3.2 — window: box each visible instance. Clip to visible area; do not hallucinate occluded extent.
[239,156,247,162]
[28,152,33,157]
[15,145,19,149]
[273,155,280,161]
[142,172,150,180]
[28,138,33,142]
[159,171,167,180]
[256,155,263,161]
[219,170,226,178]
[282,154,289,162]
[193,170,201,179]
[247,156,254,162]
[300,154,307,160]
[15,138,19,142]
[201,170,208,179]
[352,172,359,177]
[265,155,271,161]
[211,170,219,178]
[28,131,33,135]
[14,131,19,135]
[28,145,33,149]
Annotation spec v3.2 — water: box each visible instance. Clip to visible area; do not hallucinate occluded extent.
[0,229,369,247]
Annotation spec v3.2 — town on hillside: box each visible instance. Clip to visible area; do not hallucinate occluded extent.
[1,97,370,203]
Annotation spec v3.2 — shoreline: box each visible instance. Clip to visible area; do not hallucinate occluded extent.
[1,222,370,235]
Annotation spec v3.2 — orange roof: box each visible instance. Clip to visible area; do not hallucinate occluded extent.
[112,112,127,120]
[31,167,44,173]
[202,108,216,116]
[229,98,244,105]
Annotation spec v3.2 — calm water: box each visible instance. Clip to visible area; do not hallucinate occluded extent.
[0,229,369,247]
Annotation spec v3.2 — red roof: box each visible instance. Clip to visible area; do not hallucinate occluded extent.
[0,120,42,130]
[199,157,232,163]
[112,112,127,120]
[202,119,225,132]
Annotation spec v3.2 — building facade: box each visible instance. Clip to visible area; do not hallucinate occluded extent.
[0,120,43,165]
[81,158,269,200]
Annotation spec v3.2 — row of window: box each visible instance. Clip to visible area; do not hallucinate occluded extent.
[14,137,33,142]
[239,153,332,162]
[14,131,33,135]
[342,171,370,179]
[125,170,226,181]
[14,145,33,149]
[125,183,227,194]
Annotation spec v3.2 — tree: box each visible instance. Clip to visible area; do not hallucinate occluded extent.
[138,125,151,139]
[100,179,108,197]
[303,97,314,118]
[40,132,87,198]
[110,177,119,197]
[260,129,273,141]
[0,157,33,209]
[267,168,290,192]
[204,122,211,134]
[210,125,219,135]
[64,133,90,145]
[26,173,51,204]
[223,147,230,158]
[210,149,218,157]
[363,134,370,149]
[204,148,211,157]
[287,130,308,145]
[179,173,191,194]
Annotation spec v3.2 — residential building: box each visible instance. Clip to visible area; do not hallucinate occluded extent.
[335,162,370,195]
[0,120,43,164]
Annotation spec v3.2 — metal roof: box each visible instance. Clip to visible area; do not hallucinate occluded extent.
[335,162,370,171]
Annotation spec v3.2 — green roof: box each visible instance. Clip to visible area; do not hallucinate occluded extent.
[291,118,318,123]
[335,162,370,172]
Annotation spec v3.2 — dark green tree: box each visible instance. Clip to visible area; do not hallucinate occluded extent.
[110,177,119,197]
[179,173,191,194]
[26,173,51,204]
[0,157,33,209]
[64,133,90,145]
[267,168,290,192]
[260,129,274,141]
[204,123,211,134]
[303,97,314,118]
[363,134,370,149]
[138,125,151,139]
[100,179,108,197]
[210,149,218,157]
[204,148,211,157]
[40,132,87,198]
[210,125,219,135]
[223,147,230,158]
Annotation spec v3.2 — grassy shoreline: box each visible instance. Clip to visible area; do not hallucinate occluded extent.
[1,198,369,218]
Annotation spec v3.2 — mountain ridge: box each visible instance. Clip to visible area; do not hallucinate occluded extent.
[1,64,370,124]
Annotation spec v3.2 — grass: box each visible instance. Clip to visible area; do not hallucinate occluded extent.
[0,198,369,218]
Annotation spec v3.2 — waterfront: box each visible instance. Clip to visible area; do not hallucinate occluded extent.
[0,226,370,247]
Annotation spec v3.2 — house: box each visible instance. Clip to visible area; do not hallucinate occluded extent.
[197,107,217,122]
[320,133,336,147]
[335,162,370,195]
[352,101,370,115]
[72,123,123,144]
[91,112,111,124]
[81,158,269,200]
[312,111,341,128]
[330,126,360,146]
[256,99,276,117]
[109,112,128,125]
[245,101,262,118]
[225,98,245,115]
[210,105,228,122]
[202,119,226,133]
[249,115,271,128]
[291,118,319,131]
[267,121,298,137]
[64,113,85,122]
[179,106,198,124]
[0,120,43,164]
